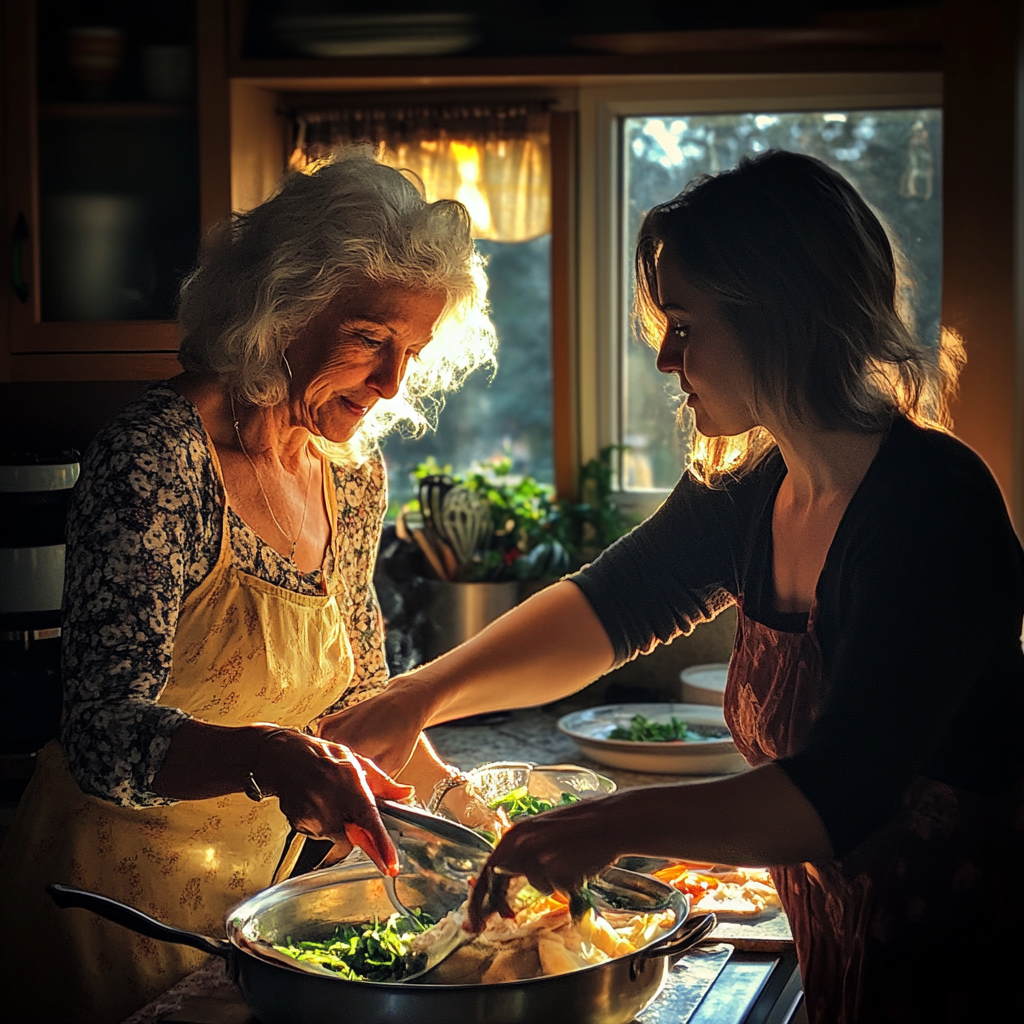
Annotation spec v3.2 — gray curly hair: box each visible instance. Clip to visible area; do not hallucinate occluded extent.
[177,147,496,450]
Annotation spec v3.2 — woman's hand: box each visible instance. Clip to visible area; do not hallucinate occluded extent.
[466,795,626,931]
[257,729,413,876]
[437,785,510,838]
[317,681,428,778]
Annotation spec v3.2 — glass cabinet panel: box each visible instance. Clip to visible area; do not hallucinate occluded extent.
[34,1,199,323]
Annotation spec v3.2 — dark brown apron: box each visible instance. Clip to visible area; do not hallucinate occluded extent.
[724,597,1024,1023]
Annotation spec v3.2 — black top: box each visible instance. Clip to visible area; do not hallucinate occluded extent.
[571,419,1024,857]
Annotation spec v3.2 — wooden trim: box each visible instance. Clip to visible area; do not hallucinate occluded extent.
[229,48,942,87]
[550,109,578,500]
[227,0,250,65]
[0,1,9,382]
[5,0,40,370]
[38,103,192,120]
[9,321,179,354]
[941,0,1021,526]
[230,82,286,213]
[197,0,232,233]
[9,352,182,382]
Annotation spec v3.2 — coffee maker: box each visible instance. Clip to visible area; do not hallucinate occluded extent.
[0,452,79,796]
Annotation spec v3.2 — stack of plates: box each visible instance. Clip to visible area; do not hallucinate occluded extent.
[557,703,748,776]
[273,13,480,57]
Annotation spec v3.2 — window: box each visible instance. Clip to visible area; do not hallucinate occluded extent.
[383,233,553,509]
[576,75,944,504]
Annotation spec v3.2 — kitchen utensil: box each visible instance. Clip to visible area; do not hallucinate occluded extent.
[418,474,453,555]
[399,508,456,581]
[47,861,707,1024]
[441,486,492,569]
[423,580,519,659]
[557,704,749,775]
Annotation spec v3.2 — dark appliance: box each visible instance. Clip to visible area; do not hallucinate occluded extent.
[0,452,79,796]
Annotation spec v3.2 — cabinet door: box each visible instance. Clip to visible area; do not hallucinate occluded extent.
[4,0,201,381]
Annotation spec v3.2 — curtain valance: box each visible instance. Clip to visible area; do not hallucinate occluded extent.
[289,101,551,241]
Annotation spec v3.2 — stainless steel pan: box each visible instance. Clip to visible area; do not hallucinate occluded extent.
[48,860,715,1024]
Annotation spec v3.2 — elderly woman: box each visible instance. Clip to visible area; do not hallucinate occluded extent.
[332,151,1024,1022]
[0,152,497,1023]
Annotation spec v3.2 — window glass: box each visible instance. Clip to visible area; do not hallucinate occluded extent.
[381,234,553,510]
[621,109,942,491]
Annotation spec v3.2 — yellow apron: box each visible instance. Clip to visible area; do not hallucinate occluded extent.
[0,447,353,1024]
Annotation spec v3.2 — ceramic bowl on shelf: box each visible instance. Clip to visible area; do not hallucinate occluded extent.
[557,703,748,775]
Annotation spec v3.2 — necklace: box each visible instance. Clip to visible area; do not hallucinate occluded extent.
[229,394,315,562]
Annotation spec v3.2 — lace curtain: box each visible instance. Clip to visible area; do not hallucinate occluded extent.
[288,102,551,241]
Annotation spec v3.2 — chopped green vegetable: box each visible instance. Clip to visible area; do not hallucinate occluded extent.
[272,909,435,982]
[608,714,727,743]
[487,786,581,820]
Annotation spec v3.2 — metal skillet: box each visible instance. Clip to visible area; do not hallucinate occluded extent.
[48,801,717,1024]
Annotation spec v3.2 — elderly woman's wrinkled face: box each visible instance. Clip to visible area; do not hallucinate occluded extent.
[284,280,446,443]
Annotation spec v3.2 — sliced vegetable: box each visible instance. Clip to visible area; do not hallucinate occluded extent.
[486,787,581,820]
[608,714,726,743]
[273,909,435,982]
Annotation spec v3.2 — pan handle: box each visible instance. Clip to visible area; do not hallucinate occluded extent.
[629,912,717,980]
[46,883,230,959]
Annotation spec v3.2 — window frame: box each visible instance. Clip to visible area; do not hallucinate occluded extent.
[572,72,943,517]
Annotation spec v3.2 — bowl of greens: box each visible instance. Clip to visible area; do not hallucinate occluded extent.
[556,704,749,775]
[438,762,616,842]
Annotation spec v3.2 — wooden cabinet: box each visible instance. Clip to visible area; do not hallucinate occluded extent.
[2,0,230,382]
[3,0,1019,527]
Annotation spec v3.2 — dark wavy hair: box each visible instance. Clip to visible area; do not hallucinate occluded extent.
[634,149,964,484]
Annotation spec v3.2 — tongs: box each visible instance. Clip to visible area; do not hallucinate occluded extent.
[373,799,494,981]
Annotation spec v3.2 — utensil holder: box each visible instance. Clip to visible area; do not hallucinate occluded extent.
[423,580,518,660]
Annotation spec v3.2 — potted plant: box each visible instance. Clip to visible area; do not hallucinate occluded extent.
[386,450,635,661]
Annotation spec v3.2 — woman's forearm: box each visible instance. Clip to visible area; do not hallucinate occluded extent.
[408,580,616,727]
[151,720,272,801]
[606,763,833,866]
[393,733,453,805]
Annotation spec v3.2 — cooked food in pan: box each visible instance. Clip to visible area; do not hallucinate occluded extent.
[652,862,780,917]
[410,885,677,985]
[608,714,730,743]
[272,910,435,982]
[271,883,676,985]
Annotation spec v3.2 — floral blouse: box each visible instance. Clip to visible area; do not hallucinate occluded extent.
[60,383,390,809]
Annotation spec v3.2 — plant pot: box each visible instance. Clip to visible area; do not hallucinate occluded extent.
[423,580,519,660]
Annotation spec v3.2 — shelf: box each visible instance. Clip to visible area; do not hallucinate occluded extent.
[9,352,182,382]
[228,40,942,88]
[11,322,180,355]
[39,102,195,120]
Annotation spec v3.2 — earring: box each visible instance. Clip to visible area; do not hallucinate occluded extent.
[282,354,293,380]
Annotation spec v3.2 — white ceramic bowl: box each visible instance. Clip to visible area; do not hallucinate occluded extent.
[679,663,729,705]
[557,703,748,776]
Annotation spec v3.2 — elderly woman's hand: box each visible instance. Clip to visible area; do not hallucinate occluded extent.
[317,680,429,779]
[466,795,625,931]
[256,729,413,876]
